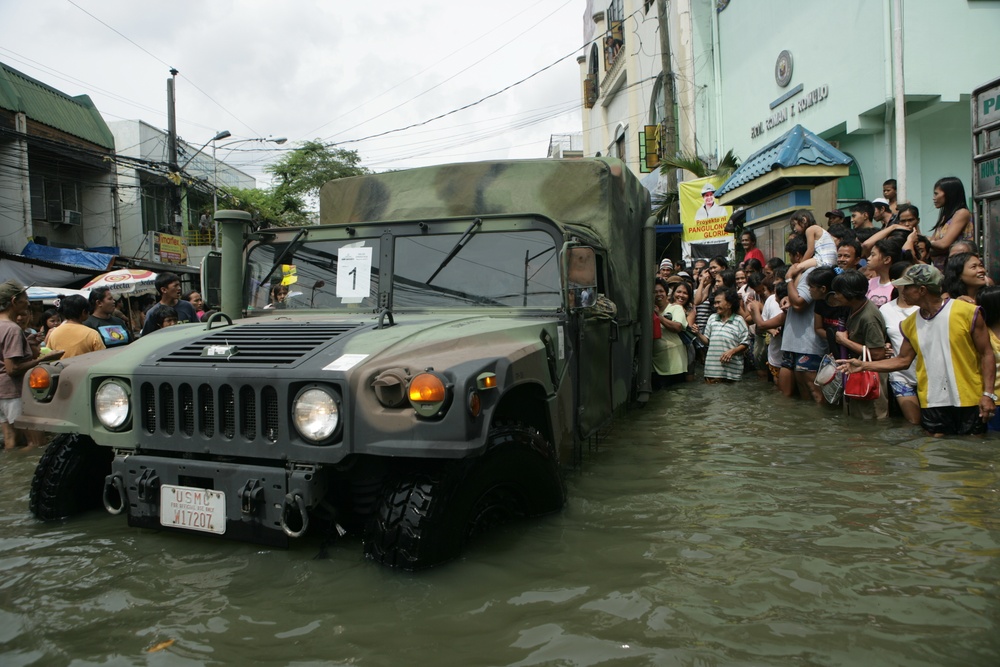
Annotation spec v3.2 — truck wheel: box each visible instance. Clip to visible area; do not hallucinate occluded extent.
[363,423,564,569]
[29,433,112,521]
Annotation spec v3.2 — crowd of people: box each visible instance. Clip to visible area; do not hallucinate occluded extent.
[0,272,206,449]
[651,177,999,437]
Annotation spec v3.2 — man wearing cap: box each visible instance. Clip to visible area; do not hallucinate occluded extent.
[837,264,996,436]
[872,198,895,228]
[696,183,728,221]
[0,280,64,449]
[824,210,846,226]
[658,259,673,280]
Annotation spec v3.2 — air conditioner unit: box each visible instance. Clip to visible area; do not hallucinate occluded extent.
[62,210,82,226]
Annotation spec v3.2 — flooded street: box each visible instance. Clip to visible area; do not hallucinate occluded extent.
[2,380,999,666]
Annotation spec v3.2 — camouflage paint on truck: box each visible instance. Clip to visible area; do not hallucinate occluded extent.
[22,157,656,568]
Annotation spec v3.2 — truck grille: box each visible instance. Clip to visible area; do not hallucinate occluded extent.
[154,322,365,366]
[141,382,281,443]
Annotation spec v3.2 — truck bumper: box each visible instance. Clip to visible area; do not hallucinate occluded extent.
[106,454,327,548]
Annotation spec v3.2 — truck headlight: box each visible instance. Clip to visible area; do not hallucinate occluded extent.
[95,380,131,430]
[292,387,340,443]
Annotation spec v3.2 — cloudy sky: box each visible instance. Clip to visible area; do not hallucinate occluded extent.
[1,0,588,186]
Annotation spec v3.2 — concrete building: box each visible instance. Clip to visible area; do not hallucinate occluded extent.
[107,120,255,268]
[547,133,584,159]
[0,61,118,255]
[579,0,1000,266]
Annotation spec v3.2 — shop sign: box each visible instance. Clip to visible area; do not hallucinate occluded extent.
[150,232,188,264]
[973,77,1000,197]
[977,155,1000,197]
[975,81,1000,127]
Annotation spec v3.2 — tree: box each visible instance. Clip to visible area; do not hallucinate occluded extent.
[218,141,369,227]
[266,140,368,203]
[651,149,740,221]
[220,187,293,227]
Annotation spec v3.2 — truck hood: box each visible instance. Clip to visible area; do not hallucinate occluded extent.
[139,312,561,374]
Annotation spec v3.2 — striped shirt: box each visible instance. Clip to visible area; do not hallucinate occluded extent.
[704,313,749,381]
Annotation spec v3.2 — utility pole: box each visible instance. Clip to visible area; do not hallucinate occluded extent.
[657,0,679,225]
[891,0,907,203]
[167,69,180,235]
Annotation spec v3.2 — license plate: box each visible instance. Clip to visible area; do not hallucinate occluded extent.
[160,485,226,535]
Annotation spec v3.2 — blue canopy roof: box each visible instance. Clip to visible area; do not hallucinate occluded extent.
[717,125,851,197]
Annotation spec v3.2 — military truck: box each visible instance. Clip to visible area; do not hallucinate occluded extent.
[22,157,655,569]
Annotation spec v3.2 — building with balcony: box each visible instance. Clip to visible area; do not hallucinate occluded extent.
[0,61,118,255]
[578,0,1000,268]
[107,120,255,267]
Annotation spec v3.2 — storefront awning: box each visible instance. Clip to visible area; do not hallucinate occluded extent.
[716,125,851,206]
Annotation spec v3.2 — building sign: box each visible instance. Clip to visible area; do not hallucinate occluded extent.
[973,77,1000,197]
[750,84,830,139]
[975,81,1000,127]
[638,125,660,173]
[150,232,188,265]
[977,156,1000,196]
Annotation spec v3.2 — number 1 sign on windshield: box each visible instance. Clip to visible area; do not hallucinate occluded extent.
[337,246,373,301]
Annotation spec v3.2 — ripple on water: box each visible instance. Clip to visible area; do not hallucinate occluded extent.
[0,380,998,665]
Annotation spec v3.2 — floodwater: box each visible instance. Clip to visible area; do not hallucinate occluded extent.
[1,381,999,666]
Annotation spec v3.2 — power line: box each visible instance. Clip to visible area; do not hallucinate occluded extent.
[322,0,576,143]
[331,45,582,148]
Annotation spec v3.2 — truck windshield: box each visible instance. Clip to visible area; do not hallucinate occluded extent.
[392,230,559,308]
[246,238,380,312]
[244,229,560,313]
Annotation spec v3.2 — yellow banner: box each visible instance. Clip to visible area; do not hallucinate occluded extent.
[679,176,733,243]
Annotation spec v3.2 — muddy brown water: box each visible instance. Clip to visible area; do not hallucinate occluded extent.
[1,381,998,666]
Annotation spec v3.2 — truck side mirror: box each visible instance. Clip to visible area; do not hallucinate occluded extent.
[201,251,222,310]
[566,246,598,310]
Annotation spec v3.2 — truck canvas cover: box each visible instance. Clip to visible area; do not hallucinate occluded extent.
[320,157,651,322]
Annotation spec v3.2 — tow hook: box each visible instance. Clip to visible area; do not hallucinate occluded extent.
[239,479,264,515]
[103,474,126,515]
[280,493,309,537]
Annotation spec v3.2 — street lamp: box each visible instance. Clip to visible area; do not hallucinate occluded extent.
[174,130,230,238]
[178,129,231,173]
[211,136,288,247]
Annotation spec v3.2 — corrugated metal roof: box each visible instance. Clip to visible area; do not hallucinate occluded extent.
[716,124,851,196]
[0,61,115,149]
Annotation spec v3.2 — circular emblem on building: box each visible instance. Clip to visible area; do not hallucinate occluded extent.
[775,50,793,88]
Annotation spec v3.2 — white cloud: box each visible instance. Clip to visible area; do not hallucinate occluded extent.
[1,0,587,185]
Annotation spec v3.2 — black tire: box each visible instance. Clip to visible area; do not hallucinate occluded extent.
[28,433,113,521]
[363,423,564,569]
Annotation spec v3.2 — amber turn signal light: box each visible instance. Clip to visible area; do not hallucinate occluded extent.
[408,373,446,403]
[29,366,50,390]
[407,372,451,418]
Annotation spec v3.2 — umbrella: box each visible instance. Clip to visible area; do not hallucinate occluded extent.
[25,286,89,304]
[83,269,158,296]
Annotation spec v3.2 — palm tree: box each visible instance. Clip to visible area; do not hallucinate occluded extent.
[651,149,740,223]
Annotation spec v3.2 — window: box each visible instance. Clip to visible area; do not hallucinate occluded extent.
[141,182,171,234]
[393,230,560,308]
[612,123,627,161]
[29,175,80,222]
[604,0,625,71]
[584,44,600,109]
